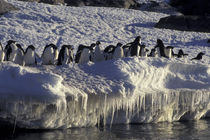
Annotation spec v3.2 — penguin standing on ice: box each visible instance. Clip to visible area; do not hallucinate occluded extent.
[41,44,58,65]
[4,40,16,61]
[139,44,149,57]
[104,45,116,60]
[75,43,95,63]
[164,46,174,58]
[191,52,205,60]
[129,36,141,57]
[57,45,74,65]
[123,43,132,57]
[148,48,158,57]
[177,49,188,58]
[113,43,124,59]
[79,47,91,64]
[0,42,5,62]
[6,42,18,62]
[13,44,25,66]
[155,39,167,58]
[24,45,37,66]
[93,41,105,62]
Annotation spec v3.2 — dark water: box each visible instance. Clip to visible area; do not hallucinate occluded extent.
[2,119,210,140]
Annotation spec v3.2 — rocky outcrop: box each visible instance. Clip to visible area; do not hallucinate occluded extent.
[137,1,181,15]
[169,0,210,16]
[18,0,65,5]
[0,0,19,15]
[18,0,138,9]
[155,15,210,33]
[65,0,138,9]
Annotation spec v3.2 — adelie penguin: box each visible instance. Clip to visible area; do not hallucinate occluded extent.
[57,45,74,65]
[0,42,5,63]
[93,41,105,62]
[4,40,16,61]
[139,44,149,57]
[155,39,167,58]
[164,46,174,58]
[177,49,188,58]
[113,43,124,59]
[191,52,205,60]
[13,44,25,66]
[104,45,116,60]
[129,36,141,57]
[75,43,95,63]
[148,48,158,57]
[24,45,37,66]
[41,44,58,65]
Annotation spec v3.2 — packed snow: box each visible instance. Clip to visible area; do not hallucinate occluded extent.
[0,0,209,129]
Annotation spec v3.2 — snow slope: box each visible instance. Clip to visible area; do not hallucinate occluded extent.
[0,0,209,129]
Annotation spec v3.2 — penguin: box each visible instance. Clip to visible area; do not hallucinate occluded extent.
[104,45,116,60]
[208,39,210,43]
[164,46,174,58]
[129,36,141,57]
[13,44,25,66]
[92,41,105,62]
[4,40,16,61]
[155,39,167,58]
[7,42,18,62]
[41,44,58,65]
[177,49,188,58]
[24,45,37,66]
[0,42,5,63]
[191,52,205,60]
[123,43,132,57]
[57,45,74,65]
[113,43,124,59]
[75,43,95,63]
[139,44,148,57]
[79,47,91,64]
[148,48,158,57]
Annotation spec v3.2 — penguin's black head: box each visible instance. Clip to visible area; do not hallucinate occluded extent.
[90,43,96,50]
[28,45,35,50]
[16,44,25,53]
[49,44,58,50]
[7,40,16,45]
[141,44,146,48]
[116,43,123,47]
[0,42,2,49]
[198,52,205,56]
[96,41,101,45]
[166,46,174,49]
[134,36,141,43]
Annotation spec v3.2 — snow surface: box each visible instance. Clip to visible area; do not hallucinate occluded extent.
[0,0,209,129]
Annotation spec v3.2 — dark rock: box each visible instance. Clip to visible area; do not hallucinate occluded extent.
[0,0,19,15]
[18,0,65,5]
[65,0,138,9]
[138,1,181,15]
[155,15,210,33]
[18,0,138,9]
[169,0,210,16]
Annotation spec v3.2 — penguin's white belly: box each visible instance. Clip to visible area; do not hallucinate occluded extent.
[164,48,172,58]
[93,47,104,62]
[42,47,54,65]
[156,47,161,57]
[25,51,35,65]
[0,51,5,62]
[14,50,25,66]
[53,49,59,64]
[79,49,90,64]
[62,48,70,65]
[113,47,124,59]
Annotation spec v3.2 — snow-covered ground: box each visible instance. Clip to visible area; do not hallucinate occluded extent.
[0,0,209,129]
